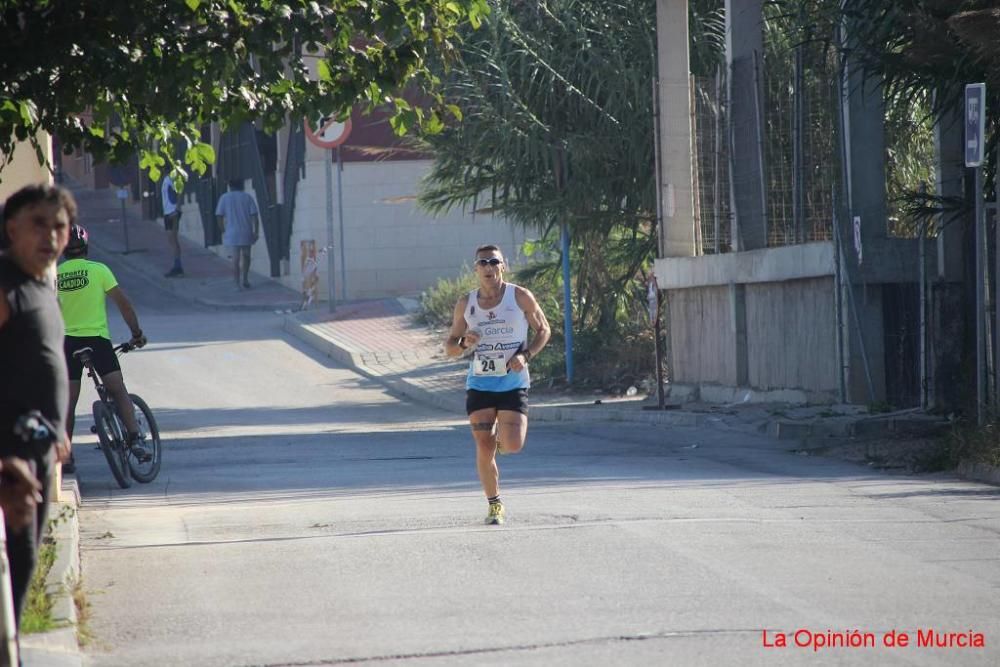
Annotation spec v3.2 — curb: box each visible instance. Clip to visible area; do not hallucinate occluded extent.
[768,413,950,440]
[88,229,300,314]
[531,404,707,427]
[284,314,716,427]
[47,485,80,632]
[193,296,301,313]
[283,315,466,414]
[282,314,954,437]
[19,476,83,666]
[957,461,1000,486]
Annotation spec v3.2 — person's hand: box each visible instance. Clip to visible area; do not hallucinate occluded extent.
[54,434,72,463]
[508,352,529,372]
[130,332,147,349]
[462,330,481,351]
[0,457,42,533]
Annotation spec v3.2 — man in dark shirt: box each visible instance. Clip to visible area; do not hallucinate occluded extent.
[0,183,73,626]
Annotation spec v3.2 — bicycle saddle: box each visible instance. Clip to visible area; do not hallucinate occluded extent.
[72,347,94,361]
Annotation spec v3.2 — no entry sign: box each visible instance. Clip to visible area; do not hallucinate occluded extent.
[305,115,352,149]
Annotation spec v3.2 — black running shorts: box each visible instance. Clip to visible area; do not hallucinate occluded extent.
[466,388,529,416]
[64,336,121,381]
[164,211,181,231]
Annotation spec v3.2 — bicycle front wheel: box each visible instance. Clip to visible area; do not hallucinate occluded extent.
[92,401,131,489]
[126,394,161,483]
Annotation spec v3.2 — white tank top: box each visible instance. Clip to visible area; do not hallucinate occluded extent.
[463,282,530,391]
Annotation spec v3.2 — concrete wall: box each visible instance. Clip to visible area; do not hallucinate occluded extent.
[175,157,527,300]
[668,285,736,385]
[746,277,838,392]
[657,242,842,400]
[666,277,839,395]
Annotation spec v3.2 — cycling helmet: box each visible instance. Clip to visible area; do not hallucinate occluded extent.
[66,223,89,252]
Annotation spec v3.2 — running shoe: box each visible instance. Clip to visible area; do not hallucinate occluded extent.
[485,501,505,525]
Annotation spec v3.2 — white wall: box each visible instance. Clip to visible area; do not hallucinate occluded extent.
[175,155,527,300]
[291,157,525,301]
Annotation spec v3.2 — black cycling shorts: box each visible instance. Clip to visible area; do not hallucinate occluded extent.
[466,388,529,416]
[64,336,120,381]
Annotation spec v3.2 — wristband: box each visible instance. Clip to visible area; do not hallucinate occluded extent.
[523,350,532,361]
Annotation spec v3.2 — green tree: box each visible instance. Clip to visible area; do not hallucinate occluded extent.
[416,0,722,385]
[828,1,998,177]
[0,0,489,181]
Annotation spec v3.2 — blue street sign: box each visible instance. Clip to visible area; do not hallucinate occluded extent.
[965,83,986,167]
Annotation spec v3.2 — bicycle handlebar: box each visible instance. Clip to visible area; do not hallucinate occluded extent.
[114,339,147,354]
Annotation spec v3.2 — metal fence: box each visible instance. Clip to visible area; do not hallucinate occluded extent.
[692,71,732,254]
[691,10,871,254]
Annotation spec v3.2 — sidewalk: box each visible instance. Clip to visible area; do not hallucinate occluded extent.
[284,299,702,425]
[286,304,799,430]
[71,187,301,312]
[282,301,959,431]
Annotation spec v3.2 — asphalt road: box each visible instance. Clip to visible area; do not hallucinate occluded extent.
[72,259,1000,667]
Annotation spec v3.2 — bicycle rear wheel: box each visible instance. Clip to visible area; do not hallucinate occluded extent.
[126,394,161,483]
[92,401,131,489]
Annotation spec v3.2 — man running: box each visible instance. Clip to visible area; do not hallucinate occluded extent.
[444,244,551,525]
[56,224,148,468]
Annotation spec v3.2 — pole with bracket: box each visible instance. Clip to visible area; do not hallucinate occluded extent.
[325,148,336,313]
[337,145,347,302]
[118,187,131,254]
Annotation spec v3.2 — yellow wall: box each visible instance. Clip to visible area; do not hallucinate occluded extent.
[0,133,54,201]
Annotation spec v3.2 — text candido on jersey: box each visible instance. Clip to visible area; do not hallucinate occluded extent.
[761,629,985,652]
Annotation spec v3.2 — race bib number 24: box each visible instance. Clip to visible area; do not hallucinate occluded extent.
[474,351,507,377]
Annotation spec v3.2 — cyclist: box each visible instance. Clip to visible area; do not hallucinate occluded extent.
[56,224,149,469]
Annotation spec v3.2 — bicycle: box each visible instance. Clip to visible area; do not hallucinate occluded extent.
[73,342,161,488]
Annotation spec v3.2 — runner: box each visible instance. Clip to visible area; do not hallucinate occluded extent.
[444,245,551,525]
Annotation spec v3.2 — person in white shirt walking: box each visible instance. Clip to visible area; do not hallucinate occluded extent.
[215,178,260,290]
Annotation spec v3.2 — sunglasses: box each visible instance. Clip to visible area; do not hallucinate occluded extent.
[475,258,502,266]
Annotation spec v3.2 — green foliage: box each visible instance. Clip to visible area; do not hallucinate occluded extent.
[945,417,1000,469]
[0,0,490,182]
[885,88,936,236]
[412,0,687,385]
[20,537,57,635]
[421,243,657,389]
[418,0,662,235]
[417,267,478,327]
[833,0,998,184]
[411,0,723,387]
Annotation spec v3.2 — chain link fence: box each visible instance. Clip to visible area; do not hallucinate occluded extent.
[691,5,930,254]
